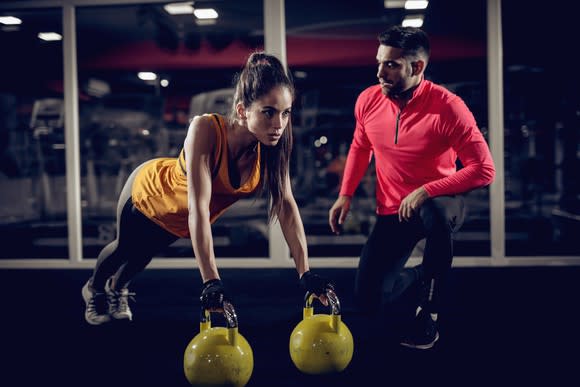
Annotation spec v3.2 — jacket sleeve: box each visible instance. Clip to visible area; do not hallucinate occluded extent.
[339,93,374,197]
[423,96,495,197]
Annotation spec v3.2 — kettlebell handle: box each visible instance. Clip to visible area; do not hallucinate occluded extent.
[304,288,341,315]
[199,300,239,328]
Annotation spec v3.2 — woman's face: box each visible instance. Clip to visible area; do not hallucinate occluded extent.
[244,85,293,146]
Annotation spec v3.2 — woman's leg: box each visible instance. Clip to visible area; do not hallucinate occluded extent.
[109,203,178,290]
[90,198,178,291]
[83,162,177,324]
[90,160,179,291]
[89,163,145,291]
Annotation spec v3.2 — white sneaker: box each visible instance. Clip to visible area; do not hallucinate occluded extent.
[105,278,135,321]
[82,280,111,325]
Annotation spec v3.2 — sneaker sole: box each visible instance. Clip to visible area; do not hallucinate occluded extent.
[400,332,440,350]
[110,312,133,321]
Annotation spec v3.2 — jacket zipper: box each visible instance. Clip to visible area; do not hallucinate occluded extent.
[394,110,401,144]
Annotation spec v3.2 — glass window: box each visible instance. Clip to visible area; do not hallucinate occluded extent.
[503,1,580,256]
[0,7,66,258]
[77,2,266,258]
[287,0,490,257]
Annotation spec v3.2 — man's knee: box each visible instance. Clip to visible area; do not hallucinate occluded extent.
[420,196,465,233]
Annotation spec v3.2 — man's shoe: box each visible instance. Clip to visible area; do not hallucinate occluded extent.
[82,280,111,325]
[105,278,135,321]
[400,307,439,349]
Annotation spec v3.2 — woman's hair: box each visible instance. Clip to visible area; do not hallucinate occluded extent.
[230,51,295,222]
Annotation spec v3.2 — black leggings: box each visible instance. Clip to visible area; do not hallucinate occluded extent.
[354,195,466,320]
[90,164,179,291]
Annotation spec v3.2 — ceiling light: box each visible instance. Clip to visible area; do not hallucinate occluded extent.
[384,0,406,8]
[85,78,110,97]
[38,32,62,41]
[193,8,218,19]
[0,16,22,25]
[164,2,194,15]
[402,15,424,27]
[138,72,157,81]
[195,19,217,26]
[405,0,428,10]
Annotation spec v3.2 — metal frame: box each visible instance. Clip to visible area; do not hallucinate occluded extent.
[1,0,579,269]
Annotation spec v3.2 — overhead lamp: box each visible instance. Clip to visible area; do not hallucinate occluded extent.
[402,15,424,27]
[0,16,22,25]
[384,0,405,8]
[405,0,429,10]
[38,32,62,41]
[193,8,218,19]
[85,78,111,97]
[138,72,157,81]
[195,19,217,26]
[164,2,194,15]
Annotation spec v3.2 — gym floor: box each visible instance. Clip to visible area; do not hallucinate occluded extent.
[2,266,578,386]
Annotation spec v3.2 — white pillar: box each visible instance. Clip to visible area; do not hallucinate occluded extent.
[487,0,506,263]
[63,4,84,262]
[264,0,291,265]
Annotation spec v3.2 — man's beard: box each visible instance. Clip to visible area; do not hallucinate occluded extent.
[387,84,404,98]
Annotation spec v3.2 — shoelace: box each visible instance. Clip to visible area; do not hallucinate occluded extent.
[108,290,136,312]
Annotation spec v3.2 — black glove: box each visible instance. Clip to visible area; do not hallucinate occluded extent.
[200,279,227,310]
[299,271,335,297]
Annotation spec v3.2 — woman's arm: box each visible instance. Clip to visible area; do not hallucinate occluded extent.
[184,115,219,282]
[277,174,309,277]
[278,174,333,305]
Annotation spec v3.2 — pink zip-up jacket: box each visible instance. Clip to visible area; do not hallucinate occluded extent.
[339,80,495,215]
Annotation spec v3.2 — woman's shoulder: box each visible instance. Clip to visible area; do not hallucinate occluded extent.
[190,113,227,132]
[185,114,222,151]
[190,113,213,128]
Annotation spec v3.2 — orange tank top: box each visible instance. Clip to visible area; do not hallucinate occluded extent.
[131,113,262,238]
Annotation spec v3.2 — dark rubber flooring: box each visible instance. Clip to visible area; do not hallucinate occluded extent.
[1,266,579,386]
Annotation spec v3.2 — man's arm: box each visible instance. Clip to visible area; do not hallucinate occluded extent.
[423,99,495,197]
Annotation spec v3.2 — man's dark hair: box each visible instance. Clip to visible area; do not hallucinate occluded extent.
[378,26,430,60]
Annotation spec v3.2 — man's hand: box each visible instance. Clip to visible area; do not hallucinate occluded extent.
[398,186,429,222]
[329,195,352,235]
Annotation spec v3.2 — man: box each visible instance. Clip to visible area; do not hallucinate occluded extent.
[328,26,495,349]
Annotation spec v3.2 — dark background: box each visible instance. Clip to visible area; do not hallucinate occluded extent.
[2,266,579,386]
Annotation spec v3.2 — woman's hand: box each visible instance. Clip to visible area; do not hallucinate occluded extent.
[200,279,228,311]
[299,271,335,306]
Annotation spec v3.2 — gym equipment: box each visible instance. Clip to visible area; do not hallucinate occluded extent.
[30,98,65,218]
[289,289,354,375]
[183,301,253,387]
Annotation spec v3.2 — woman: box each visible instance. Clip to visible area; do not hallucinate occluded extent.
[82,52,333,325]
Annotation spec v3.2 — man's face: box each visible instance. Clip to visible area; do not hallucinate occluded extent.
[376,45,416,98]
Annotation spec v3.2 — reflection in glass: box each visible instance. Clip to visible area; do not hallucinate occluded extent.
[287,0,490,257]
[0,8,66,258]
[503,1,580,256]
[77,2,267,258]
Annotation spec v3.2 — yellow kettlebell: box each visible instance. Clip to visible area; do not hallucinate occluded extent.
[289,289,354,375]
[183,301,253,387]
